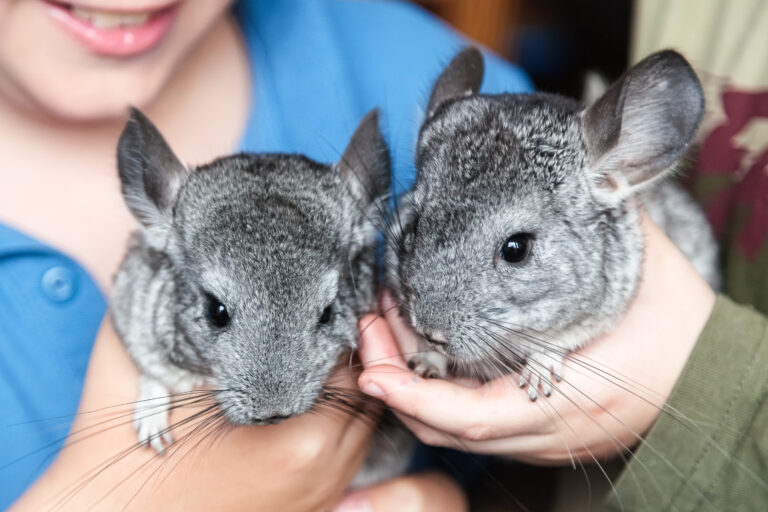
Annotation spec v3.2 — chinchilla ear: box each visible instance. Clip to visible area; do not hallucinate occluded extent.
[117,108,187,243]
[337,109,391,208]
[581,50,704,204]
[426,47,484,118]
[336,109,391,251]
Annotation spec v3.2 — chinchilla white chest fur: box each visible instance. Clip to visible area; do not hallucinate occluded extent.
[387,48,720,399]
[110,108,410,483]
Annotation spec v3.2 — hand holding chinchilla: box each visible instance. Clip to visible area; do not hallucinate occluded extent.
[356,48,717,462]
[110,108,400,466]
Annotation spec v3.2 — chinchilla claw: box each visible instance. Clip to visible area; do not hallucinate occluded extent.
[134,410,173,456]
[528,384,539,401]
[519,353,563,401]
[133,376,173,456]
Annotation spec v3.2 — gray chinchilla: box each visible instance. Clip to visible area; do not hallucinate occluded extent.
[110,108,408,481]
[386,48,720,400]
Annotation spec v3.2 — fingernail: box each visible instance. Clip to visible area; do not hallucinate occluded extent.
[333,494,373,512]
[361,378,385,397]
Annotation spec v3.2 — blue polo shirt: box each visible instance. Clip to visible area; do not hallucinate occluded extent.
[0,0,531,506]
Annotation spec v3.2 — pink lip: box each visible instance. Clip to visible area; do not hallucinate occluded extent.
[42,0,179,57]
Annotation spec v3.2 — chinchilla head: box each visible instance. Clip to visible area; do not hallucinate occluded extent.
[117,108,389,424]
[388,48,703,368]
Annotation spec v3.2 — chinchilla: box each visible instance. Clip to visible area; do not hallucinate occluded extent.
[386,48,720,400]
[111,108,410,482]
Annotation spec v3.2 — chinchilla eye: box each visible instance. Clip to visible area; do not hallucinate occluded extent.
[500,233,533,263]
[319,305,333,325]
[206,294,230,328]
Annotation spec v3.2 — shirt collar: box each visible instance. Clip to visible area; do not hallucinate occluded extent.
[0,222,55,257]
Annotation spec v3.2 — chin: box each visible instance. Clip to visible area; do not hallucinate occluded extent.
[24,71,166,121]
[0,0,232,121]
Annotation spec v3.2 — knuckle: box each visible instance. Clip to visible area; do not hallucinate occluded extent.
[461,423,494,442]
[288,432,327,470]
[391,479,427,512]
[415,428,448,448]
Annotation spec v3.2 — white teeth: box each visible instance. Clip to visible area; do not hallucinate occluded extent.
[71,6,152,29]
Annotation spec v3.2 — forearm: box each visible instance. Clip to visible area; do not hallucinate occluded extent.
[606,295,768,511]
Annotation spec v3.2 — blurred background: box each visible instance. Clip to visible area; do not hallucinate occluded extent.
[413,0,632,98]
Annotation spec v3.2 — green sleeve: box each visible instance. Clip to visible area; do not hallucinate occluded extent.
[604,295,768,511]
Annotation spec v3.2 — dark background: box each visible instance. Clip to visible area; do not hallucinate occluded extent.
[415,0,633,98]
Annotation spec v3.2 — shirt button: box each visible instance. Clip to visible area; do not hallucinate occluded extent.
[41,265,77,303]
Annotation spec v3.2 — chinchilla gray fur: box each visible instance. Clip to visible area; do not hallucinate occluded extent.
[111,107,403,473]
[386,48,720,399]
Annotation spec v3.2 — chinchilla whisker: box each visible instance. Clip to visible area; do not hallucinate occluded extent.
[534,369,669,508]
[357,312,390,337]
[6,389,217,428]
[484,330,716,511]
[69,394,220,442]
[341,349,449,372]
[477,319,768,488]
[463,331,513,382]
[437,334,622,511]
[480,316,689,408]
[0,394,221,475]
[481,318,663,393]
[433,436,534,512]
[109,410,228,512]
[50,408,218,511]
[530,396,602,508]
[513,355,658,511]
[49,404,221,512]
[470,326,672,509]
[560,364,768,495]
[143,409,230,495]
[467,327,526,378]
[536,389,634,512]
[476,324,716,456]
[551,378,715,511]
[117,409,229,512]
[314,386,383,425]
[479,319,685,406]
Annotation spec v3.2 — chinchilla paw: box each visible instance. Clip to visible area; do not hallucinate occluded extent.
[134,410,173,455]
[133,377,173,455]
[407,352,448,379]
[519,353,564,401]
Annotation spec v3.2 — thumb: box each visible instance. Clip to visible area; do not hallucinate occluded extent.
[332,472,467,512]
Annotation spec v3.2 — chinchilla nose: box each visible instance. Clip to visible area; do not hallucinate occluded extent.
[409,300,452,345]
[250,409,293,425]
[410,311,449,346]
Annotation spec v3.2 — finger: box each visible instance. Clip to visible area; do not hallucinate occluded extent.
[333,472,468,512]
[359,365,546,438]
[322,372,384,447]
[393,411,555,458]
[335,407,379,459]
[381,290,427,360]
[359,313,409,370]
[393,413,464,450]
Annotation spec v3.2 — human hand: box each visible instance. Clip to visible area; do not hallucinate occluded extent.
[358,214,715,465]
[12,319,377,512]
[333,471,467,512]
